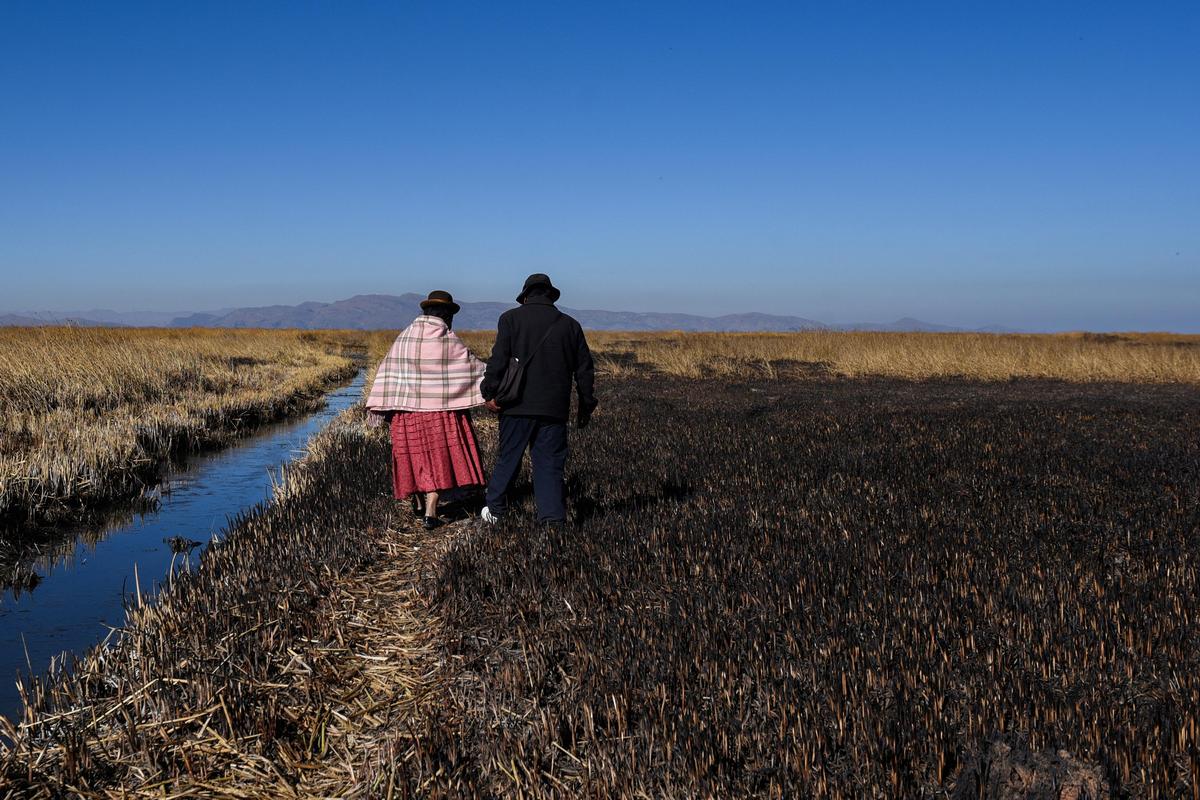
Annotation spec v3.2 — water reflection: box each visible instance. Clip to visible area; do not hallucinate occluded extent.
[0,372,364,723]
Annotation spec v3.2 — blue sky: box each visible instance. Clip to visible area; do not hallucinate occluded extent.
[1,1,1197,330]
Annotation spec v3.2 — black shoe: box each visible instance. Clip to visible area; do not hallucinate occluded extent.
[423,516,444,530]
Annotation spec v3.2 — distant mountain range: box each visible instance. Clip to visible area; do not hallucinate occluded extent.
[4,309,217,328]
[5,295,1018,333]
[834,317,1019,334]
[0,312,120,328]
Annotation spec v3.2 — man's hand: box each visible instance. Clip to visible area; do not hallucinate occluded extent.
[485,398,503,413]
[576,400,596,430]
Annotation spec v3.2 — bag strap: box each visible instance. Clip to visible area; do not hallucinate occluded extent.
[519,313,565,365]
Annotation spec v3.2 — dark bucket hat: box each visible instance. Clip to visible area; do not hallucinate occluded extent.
[420,290,461,314]
[516,273,561,304]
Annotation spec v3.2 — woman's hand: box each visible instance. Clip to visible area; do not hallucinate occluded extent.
[484,399,503,413]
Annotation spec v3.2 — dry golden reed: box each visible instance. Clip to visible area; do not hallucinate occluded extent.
[418,328,1200,383]
[586,330,1200,382]
[0,326,355,523]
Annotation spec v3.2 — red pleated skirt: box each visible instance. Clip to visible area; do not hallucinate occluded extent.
[389,410,486,498]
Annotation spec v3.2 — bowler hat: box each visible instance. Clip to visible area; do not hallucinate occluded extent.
[420,290,461,315]
[516,273,561,304]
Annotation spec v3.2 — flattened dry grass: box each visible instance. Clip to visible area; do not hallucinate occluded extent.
[0,326,356,524]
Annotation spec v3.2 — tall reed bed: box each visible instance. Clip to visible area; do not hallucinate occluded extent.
[584,329,1200,382]
[393,328,1200,383]
[0,327,356,525]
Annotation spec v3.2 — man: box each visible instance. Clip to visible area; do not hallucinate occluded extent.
[480,273,597,526]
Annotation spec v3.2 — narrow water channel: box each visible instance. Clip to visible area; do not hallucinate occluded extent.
[0,372,365,723]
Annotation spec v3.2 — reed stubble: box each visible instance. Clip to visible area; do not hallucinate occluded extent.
[423,376,1200,798]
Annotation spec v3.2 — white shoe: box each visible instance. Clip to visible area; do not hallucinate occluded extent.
[481,506,500,525]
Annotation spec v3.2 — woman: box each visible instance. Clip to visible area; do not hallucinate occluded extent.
[365,290,487,529]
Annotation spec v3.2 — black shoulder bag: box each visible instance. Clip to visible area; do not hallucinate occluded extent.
[493,314,564,408]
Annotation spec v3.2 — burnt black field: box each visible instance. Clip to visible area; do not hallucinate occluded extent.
[4,374,1197,798]
[423,376,1200,797]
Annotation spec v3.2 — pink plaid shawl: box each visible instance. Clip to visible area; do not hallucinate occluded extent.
[365,316,486,423]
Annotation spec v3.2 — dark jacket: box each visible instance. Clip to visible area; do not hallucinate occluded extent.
[481,296,597,421]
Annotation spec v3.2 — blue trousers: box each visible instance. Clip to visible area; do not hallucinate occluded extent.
[485,415,569,522]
